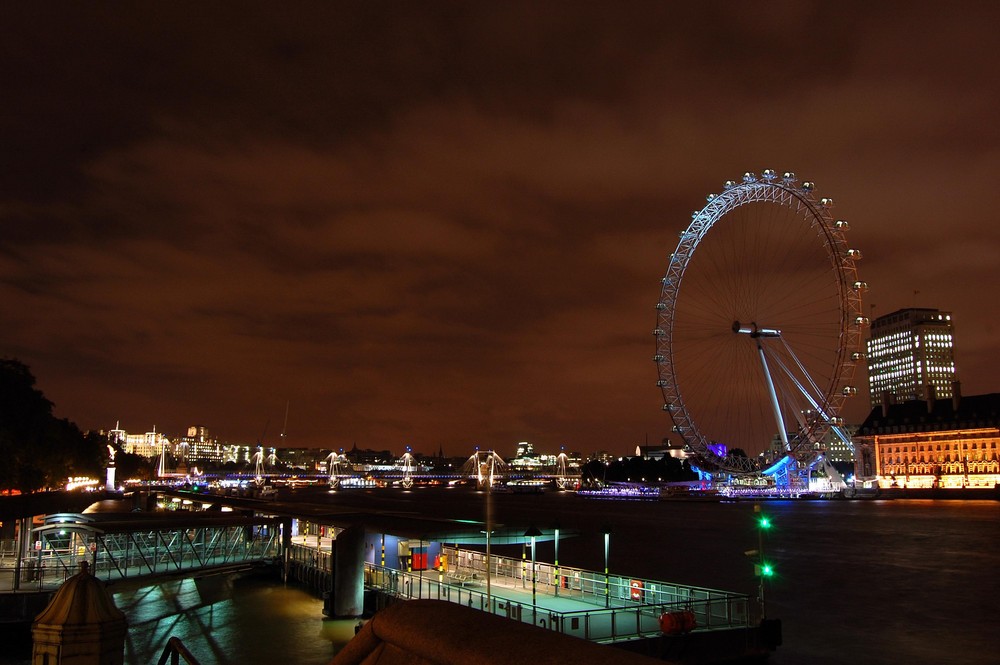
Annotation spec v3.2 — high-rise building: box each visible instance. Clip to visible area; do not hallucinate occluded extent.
[866,308,957,407]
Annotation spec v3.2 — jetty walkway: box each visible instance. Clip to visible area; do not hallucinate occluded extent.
[287,535,751,645]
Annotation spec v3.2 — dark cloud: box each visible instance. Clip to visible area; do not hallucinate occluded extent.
[1,3,998,455]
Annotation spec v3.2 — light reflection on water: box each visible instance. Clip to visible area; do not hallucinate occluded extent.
[115,573,354,665]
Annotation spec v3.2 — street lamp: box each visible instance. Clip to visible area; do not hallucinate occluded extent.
[485,484,493,609]
[553,522,561,598]
[524,526,542,615]
[601,525,611,608]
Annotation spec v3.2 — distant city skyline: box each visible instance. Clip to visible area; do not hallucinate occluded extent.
[2,4,998,454]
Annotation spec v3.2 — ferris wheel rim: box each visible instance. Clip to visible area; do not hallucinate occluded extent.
[654,171,866,476]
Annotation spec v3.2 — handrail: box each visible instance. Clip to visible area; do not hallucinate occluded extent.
[156,636,201,665]
[363,562,749,643]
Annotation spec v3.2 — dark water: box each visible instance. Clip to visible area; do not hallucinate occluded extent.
[5,491,997,665]
[112,572,357,665]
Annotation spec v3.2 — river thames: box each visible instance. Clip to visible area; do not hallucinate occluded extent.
[6,490,997,665]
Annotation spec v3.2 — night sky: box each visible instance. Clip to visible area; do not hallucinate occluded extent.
[2,3,998,456]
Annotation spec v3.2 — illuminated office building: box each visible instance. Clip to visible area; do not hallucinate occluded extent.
[867,308,956,407]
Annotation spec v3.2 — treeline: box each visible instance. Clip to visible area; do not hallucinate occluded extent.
[0,359,109,493]
[581,454,698,485]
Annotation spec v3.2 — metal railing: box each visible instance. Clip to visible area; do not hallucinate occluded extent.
[1,522,281,591]
[363,553,749,643]
[441,546,746,614]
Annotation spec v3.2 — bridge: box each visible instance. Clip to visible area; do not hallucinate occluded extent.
[3,510,282,593]
[185,449,581,491]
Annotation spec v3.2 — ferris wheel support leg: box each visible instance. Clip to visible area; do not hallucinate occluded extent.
[757,342,790,452]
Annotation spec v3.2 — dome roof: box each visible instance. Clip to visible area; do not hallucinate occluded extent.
[33,562,126,628]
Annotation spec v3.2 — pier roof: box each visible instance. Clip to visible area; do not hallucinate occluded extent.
[333,599,674,665]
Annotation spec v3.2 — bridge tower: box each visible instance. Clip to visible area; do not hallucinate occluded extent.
[461,449,507,489]
[400,447,415,488]
[326,450,349,488]
[555,451,571,489]
[252,446,265,485]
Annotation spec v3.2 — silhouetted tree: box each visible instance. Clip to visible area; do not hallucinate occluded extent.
[581,459,606,486]
[600,455,698,484]
[0,358,101,492]
[112,448,156,481]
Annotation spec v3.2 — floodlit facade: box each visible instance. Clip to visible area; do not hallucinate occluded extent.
[124,431,170,458]
[867,308,956,407]
[853,391,1000,489]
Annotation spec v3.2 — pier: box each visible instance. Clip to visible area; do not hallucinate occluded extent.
[286,532,751,646]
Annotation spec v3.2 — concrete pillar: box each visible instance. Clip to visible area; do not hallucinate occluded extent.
[333,525,366,617]
[14,516,31,590]
[280,518,292,583]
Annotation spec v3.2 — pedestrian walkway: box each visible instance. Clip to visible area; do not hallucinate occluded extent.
[2,512,282,592]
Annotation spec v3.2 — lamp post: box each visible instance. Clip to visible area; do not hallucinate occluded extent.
[553,523,560,597]
[486,483,493,610]
[601,526,611,608]
[524,526,542,615]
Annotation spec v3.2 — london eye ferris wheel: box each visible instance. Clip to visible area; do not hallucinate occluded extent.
[654,170,868,478]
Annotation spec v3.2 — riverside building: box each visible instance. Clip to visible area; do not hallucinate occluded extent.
[852,389,1000,489]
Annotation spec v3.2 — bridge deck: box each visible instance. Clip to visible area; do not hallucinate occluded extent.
[2,512,282,592]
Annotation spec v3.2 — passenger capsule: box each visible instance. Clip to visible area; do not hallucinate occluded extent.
[835,220,850,230]
[656,380,668,387]
[782,172,796,181]
[853,280,869,291]
[846,248,863,259]
[842,386,858,396]
[653,354,665,362]
[743,172,757,182]
[801,181,815,191]
[655,303,666,310]
[855,316,870,326]
[706,193,716,202]
[653,328,665,336]
[723,180,737,189]
[762,169,777,179]
[820,197,834,207]
[852,352,867,361]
